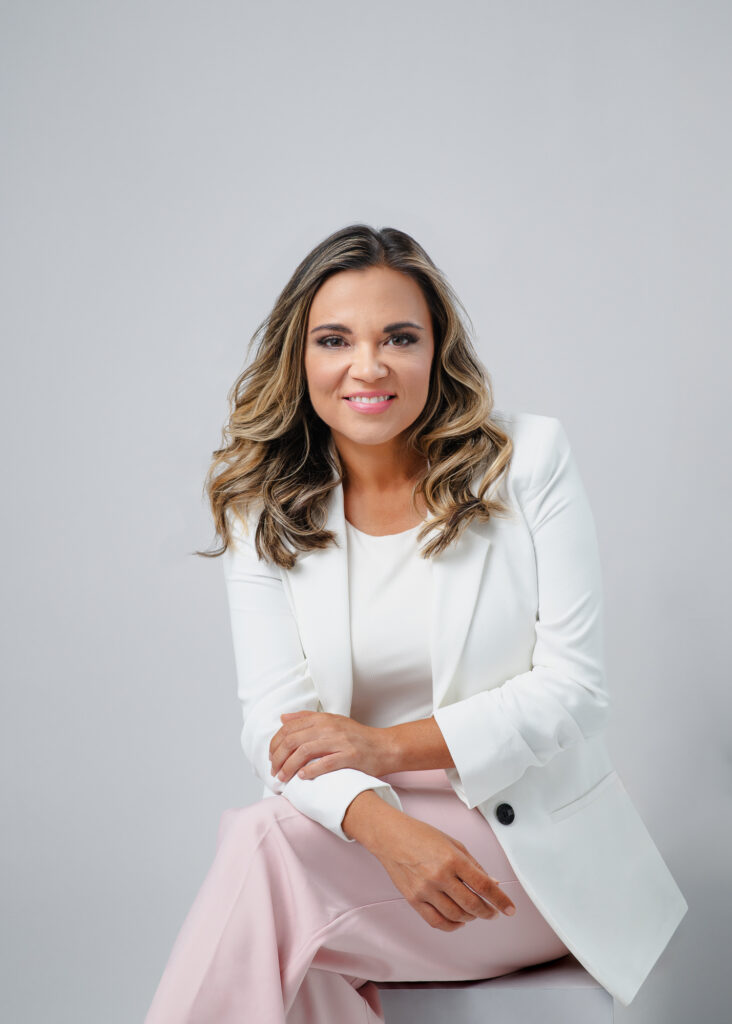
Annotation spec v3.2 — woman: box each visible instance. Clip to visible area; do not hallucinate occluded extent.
[145,224,687,1022]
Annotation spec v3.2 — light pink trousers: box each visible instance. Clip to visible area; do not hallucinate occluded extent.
[144,769,569,1023]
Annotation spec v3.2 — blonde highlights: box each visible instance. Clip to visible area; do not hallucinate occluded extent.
[199,224,514,569]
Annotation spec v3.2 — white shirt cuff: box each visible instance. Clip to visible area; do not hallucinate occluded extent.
[281,767,404,841]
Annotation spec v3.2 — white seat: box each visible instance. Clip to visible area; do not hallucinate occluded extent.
[376,953,613,1023]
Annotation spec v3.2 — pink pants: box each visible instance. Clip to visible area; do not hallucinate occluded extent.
[144,769,569,1023]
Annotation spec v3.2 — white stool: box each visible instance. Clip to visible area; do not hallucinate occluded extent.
[376,953,613,1023]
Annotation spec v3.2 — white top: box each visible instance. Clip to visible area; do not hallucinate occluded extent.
[345,518,434,728]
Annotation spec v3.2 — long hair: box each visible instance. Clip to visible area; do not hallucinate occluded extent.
[199,223,514,569]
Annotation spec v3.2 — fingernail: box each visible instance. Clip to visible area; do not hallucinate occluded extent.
[505,905,516,916]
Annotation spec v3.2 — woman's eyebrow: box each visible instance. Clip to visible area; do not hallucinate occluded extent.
[309,321,425,335]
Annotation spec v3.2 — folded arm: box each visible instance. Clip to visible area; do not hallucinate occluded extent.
[432,415,611,809]
[221,512,403,841]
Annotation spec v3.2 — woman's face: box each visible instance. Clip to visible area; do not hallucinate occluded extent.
[303,266,435,459]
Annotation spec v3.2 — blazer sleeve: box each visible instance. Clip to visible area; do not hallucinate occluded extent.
[221,511,404,841]
[432,415,611,809]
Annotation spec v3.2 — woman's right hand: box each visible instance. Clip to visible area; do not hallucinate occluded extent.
[344,794,517,931]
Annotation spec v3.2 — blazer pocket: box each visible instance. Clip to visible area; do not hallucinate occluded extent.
[549,769,619,823]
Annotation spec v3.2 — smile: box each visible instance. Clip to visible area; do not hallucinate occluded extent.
[343,395,396,413]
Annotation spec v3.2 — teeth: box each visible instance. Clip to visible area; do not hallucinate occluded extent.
[347,395,393,404]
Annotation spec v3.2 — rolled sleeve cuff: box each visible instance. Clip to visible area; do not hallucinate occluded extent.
[281,768,403,841]
[433,691,535,809]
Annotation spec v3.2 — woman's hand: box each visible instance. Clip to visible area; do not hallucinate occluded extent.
[269,710,395,782]
[343,793,517,931]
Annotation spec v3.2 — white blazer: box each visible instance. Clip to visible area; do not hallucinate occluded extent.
[222,409,688,1007]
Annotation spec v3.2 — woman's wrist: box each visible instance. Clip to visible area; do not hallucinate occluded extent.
[383,716,454,772]
[341,789,404,849]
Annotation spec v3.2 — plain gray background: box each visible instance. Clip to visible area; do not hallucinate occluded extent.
[2,2,730,1021]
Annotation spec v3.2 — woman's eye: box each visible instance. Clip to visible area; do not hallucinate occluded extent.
[316,333,418,349]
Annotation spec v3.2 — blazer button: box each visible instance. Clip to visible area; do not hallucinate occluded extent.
[495,802,515,825]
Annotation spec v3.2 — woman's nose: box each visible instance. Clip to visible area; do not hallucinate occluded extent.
[350,346,389,379]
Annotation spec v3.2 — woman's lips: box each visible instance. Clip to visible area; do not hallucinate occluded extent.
[343,396,396,414]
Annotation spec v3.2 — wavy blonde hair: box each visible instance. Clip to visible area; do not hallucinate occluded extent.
[199,223,514,569]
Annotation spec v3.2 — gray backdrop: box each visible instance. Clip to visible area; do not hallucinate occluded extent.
[2,2,730,1021]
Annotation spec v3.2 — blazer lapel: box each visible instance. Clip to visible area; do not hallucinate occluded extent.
[283,475,492,716]
[430,511,493,708]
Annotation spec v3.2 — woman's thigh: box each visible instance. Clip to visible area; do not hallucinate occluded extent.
[239,769,569,986]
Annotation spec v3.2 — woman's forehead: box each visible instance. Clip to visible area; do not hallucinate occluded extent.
[308,267,429,327]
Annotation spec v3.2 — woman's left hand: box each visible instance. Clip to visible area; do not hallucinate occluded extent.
[269,711,394,783]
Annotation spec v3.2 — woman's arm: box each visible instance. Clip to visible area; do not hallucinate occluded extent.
[222,510,403,841]
[269,710,455,783]
[431,415,610,808]
[341,789,517,931]
[384,715,455,771]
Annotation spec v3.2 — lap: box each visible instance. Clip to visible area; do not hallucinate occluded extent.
[219,769,514,895]
[218,770,569,983]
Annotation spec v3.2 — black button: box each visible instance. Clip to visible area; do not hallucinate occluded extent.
[495,802,515,825]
